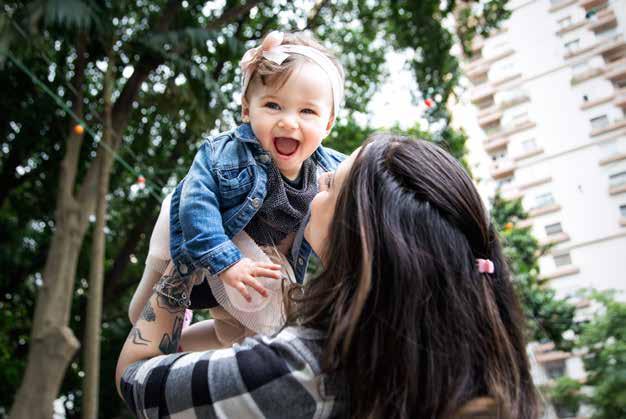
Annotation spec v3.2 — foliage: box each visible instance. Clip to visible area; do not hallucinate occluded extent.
[577,291,626,419]
[490,193,579,350]
[543,376,583,418]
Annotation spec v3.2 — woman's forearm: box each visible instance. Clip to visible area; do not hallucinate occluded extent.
[115,274,190,396]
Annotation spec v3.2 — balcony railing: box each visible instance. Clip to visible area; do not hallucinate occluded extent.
[484,137,509,153]
[606,57,626,81]
[470,83,496,104]
[478,110,503,128]
[587,7,617,32]
[571,66,605,85]
[484,119,536,143]
[579,0,607,11]
[490,160,516,180]
[549,0,577,12]
[591,117,626,137]
[614,88,626,108]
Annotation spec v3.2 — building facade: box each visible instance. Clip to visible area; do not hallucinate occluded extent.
[454,0,626,416]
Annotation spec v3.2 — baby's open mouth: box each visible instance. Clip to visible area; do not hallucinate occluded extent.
[273,137,300,156]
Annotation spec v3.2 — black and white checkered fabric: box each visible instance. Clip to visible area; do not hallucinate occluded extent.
[120,327,345,418]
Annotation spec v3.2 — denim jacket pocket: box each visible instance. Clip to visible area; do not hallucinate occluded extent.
[216,166,253,205]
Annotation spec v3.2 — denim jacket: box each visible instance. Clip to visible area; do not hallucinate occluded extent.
[169,123,345,284]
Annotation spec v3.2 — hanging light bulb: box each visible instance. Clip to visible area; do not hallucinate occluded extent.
[136,175,146,190]
[73,124,85,135]
[424,98,434,108]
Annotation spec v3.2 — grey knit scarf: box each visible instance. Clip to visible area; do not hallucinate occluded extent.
[245,158,318,246]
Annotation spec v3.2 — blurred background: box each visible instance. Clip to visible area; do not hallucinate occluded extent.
[0,0,624,418]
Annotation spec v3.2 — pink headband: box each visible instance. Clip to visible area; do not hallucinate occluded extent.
[240,31,344,116]
[476,259,495,274]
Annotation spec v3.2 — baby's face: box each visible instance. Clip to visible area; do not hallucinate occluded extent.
[243,61,334,180]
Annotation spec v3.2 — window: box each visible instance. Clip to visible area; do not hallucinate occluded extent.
[573,62,588,73]
[616,79,626,89]
[536,192,555,208]
[491,150,508,162]
[620,204,626,218]
[583,94,589,102]
[545,222,563,236]
[564,39,580,53]
[496,176,514,188]
[544,360,566,379]
[555,403,577,418]
[558,16,572,29]
[609,171,626,188]
[590,115,609,130]
[522,138,538,151]
[554,253,572,267]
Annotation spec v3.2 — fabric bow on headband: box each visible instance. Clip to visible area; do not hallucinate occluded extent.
[239,31,344,116]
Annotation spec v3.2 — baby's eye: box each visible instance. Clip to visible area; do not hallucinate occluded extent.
[265,102,281,110]
[301,108,317,115]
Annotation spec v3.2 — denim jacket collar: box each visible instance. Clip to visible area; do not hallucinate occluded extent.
[234,123,260,144]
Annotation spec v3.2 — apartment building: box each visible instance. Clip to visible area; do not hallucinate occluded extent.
[455,0,626,416]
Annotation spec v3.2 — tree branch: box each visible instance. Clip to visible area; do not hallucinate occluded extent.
[207,0,263,31]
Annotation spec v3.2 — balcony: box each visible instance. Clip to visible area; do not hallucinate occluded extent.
[499,94,530,110]
[542,265,581,280]
[587,7,617,32]
[571,66,605,85]
[591,117,626,137]
[605,57,626,81]
[484,119,536,143]
[490,160,516,180]
[464,48,515,75]
[550,0,577,12]
[470,83,496,105]
[540,232,571,246]
[580,94,614,110]
[478,110,503,128]
[579,0,607,11]
[556,19,586,36]
[614,88,626,109]
[598,35,626,60]
[484,137,509,153]
[467,63,490,81]
[528,203,562,218]
[513,146,544,161]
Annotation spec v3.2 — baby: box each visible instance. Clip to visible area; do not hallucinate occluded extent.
[129,31,346,348]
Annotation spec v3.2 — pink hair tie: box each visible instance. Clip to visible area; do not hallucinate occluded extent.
[476,259,495,274]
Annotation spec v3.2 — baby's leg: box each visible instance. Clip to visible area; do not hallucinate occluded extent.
[180,319,224,351]
[129,193,173,324]
[211,307,255,346]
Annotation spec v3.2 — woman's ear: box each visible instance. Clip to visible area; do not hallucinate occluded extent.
[241,96,250,123]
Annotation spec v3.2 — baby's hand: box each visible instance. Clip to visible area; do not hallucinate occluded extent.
[219,258,282,302]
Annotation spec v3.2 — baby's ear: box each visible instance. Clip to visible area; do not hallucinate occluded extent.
[241,96,250,122]
[324,114,336,137]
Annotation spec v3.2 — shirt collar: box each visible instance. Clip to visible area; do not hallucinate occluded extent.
[234,123,260,144]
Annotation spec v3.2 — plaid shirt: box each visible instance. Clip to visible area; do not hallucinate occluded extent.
[120,327,345,418]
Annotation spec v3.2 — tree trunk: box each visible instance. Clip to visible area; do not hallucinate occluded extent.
[81,52,114,419]
[10,34,89,419]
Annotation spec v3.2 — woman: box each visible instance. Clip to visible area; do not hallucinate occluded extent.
[116,134,539,418]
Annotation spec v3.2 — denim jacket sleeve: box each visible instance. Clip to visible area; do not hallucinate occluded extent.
[170,141,242,277]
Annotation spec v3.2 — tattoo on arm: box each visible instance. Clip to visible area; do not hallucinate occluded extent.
[139,301,156,322]
[128,327,151,346]
[154,273,192,314]
[158,315,184,354]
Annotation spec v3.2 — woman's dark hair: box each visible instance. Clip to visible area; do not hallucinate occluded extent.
[289,134,539,418]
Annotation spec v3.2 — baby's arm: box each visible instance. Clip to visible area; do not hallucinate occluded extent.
[176,142,281,299]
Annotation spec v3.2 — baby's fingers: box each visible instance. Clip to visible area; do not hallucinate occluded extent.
[235,282,252,302]
[242,276,268,298]
[252,266,282,279]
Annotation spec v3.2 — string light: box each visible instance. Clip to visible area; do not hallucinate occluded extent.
[73,124,84,135]
[424,98,434,108]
